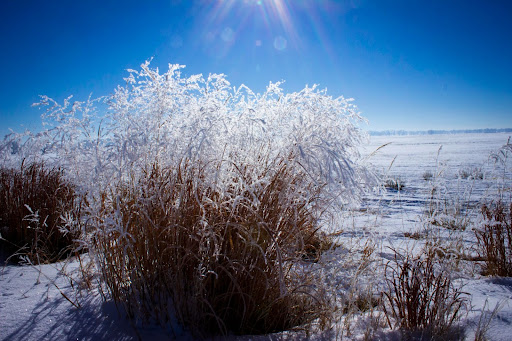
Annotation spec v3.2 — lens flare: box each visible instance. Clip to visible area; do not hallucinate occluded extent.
[273,35,287,51]
[202,0,300,48]
[196,0,344,66]
[256,0,299,49]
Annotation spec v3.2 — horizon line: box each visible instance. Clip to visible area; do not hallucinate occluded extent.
[367,128,512,136]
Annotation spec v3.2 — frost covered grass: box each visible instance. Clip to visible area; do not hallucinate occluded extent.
[0,162,81,263]
[384,176,405,191]
[458,167,484,180]
[92,157,331,336]
[0,61,373,337]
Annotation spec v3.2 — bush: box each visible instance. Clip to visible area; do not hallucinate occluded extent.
[91,156,330,337]
[1,61,372,336]
[475,201,512,276]
[382,247,466,339]
[384,177,405,191]
[423,170,434,181]
[458,167,483,180]
[0,162,80,263]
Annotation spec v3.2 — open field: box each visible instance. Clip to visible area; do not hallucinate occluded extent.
[341,132,512,340]
[358,133,511,231]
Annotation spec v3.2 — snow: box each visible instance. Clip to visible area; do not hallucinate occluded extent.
[0,260,137,340]
[2,132,512,340]
[356,132,512,341]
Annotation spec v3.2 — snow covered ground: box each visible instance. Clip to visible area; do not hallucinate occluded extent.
[2,132,512,340]
[353,132,512,340]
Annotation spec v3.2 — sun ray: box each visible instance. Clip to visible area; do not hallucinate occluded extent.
[202,0,302,51]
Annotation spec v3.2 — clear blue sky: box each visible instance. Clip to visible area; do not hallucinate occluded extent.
[1,0,511,137]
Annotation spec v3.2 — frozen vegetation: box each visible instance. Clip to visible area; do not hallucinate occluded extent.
[1,62,512,340]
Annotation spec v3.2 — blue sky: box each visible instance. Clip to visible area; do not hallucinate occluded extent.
[1,0,511,137]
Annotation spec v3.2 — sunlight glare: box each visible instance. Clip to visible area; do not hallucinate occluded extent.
[207,0,299,50]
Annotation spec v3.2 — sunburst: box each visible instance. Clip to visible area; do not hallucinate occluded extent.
[204,0,299,50]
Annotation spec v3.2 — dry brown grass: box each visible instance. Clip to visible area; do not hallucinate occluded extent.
[475,201,512,276]
[0,161,81,263]
[91,156,331,337]
[382,247,467,339]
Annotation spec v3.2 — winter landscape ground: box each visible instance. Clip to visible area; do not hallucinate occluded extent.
[0,64,511,340]
[1,131,511,341]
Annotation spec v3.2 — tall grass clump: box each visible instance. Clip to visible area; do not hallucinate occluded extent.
[0,161,80,263]
[382,247,466,340]
[384,176,405,191]
[91,156,330,336]
[458,167,483,180]
[0,60,374,336]
[475,201,512,276]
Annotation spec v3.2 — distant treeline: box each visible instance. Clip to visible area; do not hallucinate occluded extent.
[369,128,512,136]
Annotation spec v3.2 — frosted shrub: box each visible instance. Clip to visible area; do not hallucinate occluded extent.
[3,60,372,203]
[458,167,483,180]
[0,61,373,335]
[384,176,405,191]
[490,137,512,200]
